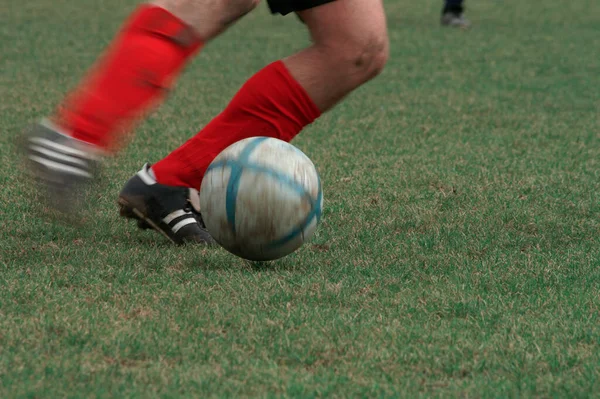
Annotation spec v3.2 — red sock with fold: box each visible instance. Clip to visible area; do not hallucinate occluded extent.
[152,61,321,189]
[56,5,203,150]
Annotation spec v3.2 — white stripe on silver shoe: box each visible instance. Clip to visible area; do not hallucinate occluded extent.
[171,218,197,233]
[29,137,96,161]
[28,155,92,177]
[163,209,192,224]
[29,145,88,167]
[39,119,103,160]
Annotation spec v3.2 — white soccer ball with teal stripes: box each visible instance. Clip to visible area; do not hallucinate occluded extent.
[199,137,323,261]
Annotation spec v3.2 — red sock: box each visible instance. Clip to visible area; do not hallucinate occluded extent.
[152,61,321,189]
[56,5,202,150]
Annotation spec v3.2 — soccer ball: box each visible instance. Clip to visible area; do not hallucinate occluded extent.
[199,137,323,261]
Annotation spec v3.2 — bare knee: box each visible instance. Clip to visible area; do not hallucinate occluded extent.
[319,30,389,86]
[152,0,261,40]
[351,32,389,81]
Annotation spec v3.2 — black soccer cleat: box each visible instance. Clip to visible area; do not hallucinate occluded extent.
[21,119,102,214]
[118,164,216,245]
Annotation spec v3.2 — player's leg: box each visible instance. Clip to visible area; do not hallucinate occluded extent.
[152,0,388,186]
[22,0,259,217]
[120,0,388,243]
[441,0,469,27]
[38,0,260,150]
[23,0,259,243]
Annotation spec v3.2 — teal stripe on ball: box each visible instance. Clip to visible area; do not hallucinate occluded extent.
[224,137,269,235]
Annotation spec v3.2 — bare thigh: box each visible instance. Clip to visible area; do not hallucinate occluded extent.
[298,0,388,61]
[151,0,261,40]
[283,0,389,111]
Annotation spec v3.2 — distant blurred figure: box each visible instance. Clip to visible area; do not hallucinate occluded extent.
[441,0,470,27]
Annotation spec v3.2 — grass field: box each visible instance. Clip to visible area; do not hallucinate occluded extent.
[2,0,600,397]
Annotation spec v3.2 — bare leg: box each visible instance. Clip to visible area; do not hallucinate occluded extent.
[284,0,389,112]
[152,0,261,41]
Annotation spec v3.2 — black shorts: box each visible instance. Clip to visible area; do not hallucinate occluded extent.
[267,0,336,15]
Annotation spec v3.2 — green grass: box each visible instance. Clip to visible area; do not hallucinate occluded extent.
[2,0,600,397]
